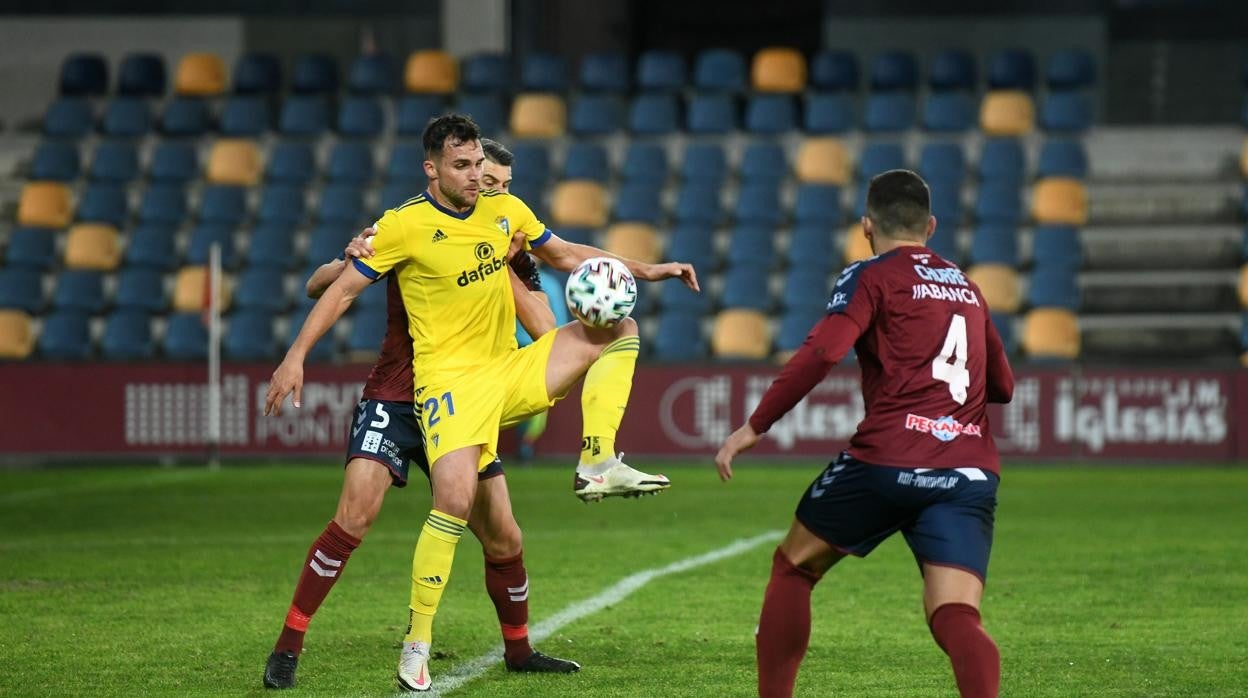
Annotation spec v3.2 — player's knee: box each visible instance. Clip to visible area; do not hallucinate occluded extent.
[613,316,639,338]
[481,522,523,559]
[333,506,376,539]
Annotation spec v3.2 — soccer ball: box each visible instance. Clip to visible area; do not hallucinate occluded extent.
[565,257,638,328]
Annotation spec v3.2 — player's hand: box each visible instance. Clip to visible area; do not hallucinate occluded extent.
[264,359,305,416]
[715,423,760,482]
[645,262,700,292]
[344,227,376,260]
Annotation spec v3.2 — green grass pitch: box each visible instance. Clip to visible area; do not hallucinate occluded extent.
[2,462,1245,696]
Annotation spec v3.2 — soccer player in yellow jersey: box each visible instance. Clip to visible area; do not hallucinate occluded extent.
[264,114,699,692]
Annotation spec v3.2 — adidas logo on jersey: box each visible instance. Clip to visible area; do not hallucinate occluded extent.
[432,229,448,243]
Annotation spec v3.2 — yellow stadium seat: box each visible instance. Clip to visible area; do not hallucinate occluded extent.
[712,309,772,360]
[795,137,851,185]
[175,52,227,96]
[968,264,1021,313]
[551,181,607,227]
[1241,352,1248,368]
[405,50,458,93]
[752,47,807,93]
[1021,308,1080,359]
[980,90,1034,136]
[843,223,874,263]
[17,182,72,228]
[773,349,797,365]
[0,310,34,360]
[510,94,566,138]
[173,266,232,313]
[64,223,121,271]
[1239,264,1248,308]
[1031,177,1088,225]
[604,223,661,264]
[1241,138,1248,179]
[206,139,261,186]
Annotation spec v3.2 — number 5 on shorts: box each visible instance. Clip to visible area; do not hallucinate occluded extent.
[422,391,457,428]
[932,314,970,405]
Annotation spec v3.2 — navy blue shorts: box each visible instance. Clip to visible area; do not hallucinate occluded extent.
[795,452,999,581]
[345,399,504,488]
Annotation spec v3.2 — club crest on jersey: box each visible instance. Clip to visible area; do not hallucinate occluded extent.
[905,413,982,442]
[495,216,510,236]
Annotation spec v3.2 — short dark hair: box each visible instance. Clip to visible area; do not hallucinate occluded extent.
[422,113,481,158]
[481,138,513,166]
[866,169,931,238]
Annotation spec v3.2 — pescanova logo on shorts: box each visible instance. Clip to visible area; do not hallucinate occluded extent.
[905,414,982,442]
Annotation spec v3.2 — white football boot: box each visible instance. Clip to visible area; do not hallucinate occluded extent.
[574,453,671,502]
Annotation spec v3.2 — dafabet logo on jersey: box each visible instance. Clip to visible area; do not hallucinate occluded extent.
[457,241,505,287]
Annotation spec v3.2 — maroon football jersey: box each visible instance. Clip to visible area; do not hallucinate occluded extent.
[828,245,1012,473]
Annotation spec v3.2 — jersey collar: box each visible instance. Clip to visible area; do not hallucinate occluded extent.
[423,189,476,220]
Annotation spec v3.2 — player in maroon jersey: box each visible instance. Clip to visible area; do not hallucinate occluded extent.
[264,141,579,689]
[715,170,1014,698]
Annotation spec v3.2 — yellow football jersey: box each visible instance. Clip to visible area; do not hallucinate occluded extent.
[354,190,550,382]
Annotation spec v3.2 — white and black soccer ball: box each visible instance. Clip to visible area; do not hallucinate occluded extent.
[564,257,638,328]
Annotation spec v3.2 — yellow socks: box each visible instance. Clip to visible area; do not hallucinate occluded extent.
[579,335,640,465]
[403,509,466,644]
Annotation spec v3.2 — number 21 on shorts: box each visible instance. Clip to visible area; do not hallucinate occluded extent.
[422,391,456,428]
[932,314,970,405]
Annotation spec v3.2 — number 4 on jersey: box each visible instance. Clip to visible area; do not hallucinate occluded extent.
[932,314,970,405]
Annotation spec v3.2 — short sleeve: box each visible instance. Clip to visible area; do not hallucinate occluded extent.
[354,210,407,280]
[505,194,551,248]
[826,261,879,332]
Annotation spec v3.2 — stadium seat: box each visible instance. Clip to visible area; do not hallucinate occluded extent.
[219,95,271,137]
[734,183,783,226]
[686,93,737,134]
[266,141,316,184]
[621,143,667,182]
[843,223,873,263]
[206,140,261,186]
[38,310,91,360]
[396,95,448,135]
[44,97,93,139]
[292,54,339,93]
[102,310,155,360]
[666,223,716,272]
[810,50,859,91]
[256,184,306,225]
[674,182,723,225]
[5,227,56,270]
[1032,178,1088,225]
[346,305,386,361]
[712,309,771,359]
[379,179,423,214]
[1040,91,1093,132]
[508,180,546,220]
[741,142,788,182]
[509,93,567,138]
[289,302,336,362]
[160,97,212,137]
[233,52,282,94]
[776,307,824,354]
[327,141,375,183]
[115,268,167,313]
[460,53,511,92]
[521,52,569,91]
[570,94,625,135]
[923,91,976,132]
[551,181,608,227]
[1037,140,1088,179]
[197,185,247,228]
[793,137,850,186]
[338,97,385,137]
[1031,224,1082,270]
[745,95,798,134]
[30,141,81,181]
[628,93,680,135]
[720,266,772,312]
[317,184,364,224]
[968,264,1021,313]
[975,180,1023,224]
[348,53,399,94]
[870,51,919,91]
[637,50,687,92]
[980,91,1035,135]
[1241,140,1248,179]
[102,97,152,137]
[612,184,663,225]
[858,142,906,180]
[224,309,278,361]
[781,267,831,310]
[727,223,777,268]
[119,53,166,96]
[279,95,331,136]
[233,268,289,312]
[18,182,72,228]
[88,140,139,183]
[752,47,806,93]
[123,224,178,271]
[1046,49,1096,89]
[969,222,1018,266]
[173,266,231,313]
[455,94,505,135]
[694,49,747,92]
[53,269,105,312]
[59,53,108,96]
[653,310,708,361]
[681,143,728,183]
[803,95,858,141]
[185,223,237,267]
[502,142,546,184]
[580,51,629,92]
[405,50,457,93]
[175,53,226,96]
[246,223,298,270]
[1240,266,1248,309]
[929,176,963,223]
[64,223,121,271]
[0,310,34,359]
[0,269,44,313]
[919,142,966,183]
[149,142,198,183]
[793,184,842,226]
[864,92,916,132]
[553,226,593,246]
[562,143,610,182]
[992,313,1018,356]
[306,224,350,265]
[604,223,661,263]
[987,49,1037,90]
[1027,264,1080,310]
[929,49,977,90]
[978,138,1026,183]
[1021,308,1079,358]
[163,312,208,359]
[786,224,836,275]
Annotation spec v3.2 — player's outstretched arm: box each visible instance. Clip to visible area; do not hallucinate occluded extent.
[529,234,700,292]
[305,228,377,298]
[510,267,556,338]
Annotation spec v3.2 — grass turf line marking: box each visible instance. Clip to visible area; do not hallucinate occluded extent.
[425,529,784,696]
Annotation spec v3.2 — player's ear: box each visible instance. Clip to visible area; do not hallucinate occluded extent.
[423,158,437,181]
[861,216,874,240]
[924,214,937,240]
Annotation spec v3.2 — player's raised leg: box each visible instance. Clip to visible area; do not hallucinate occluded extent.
[924,565,999,698]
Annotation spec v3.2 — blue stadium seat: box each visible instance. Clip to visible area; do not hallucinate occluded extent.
[922,91,976,132]
[461,53,512,92]
[160,97,212,137]
[727,223,777,267]
[793,184,842,226]
[78,184,128,227]
[569,94,625,135]
[681,144,728,182]
[30,141,80,181]
[123,224,178,271]
[929,49,977,90]
[164,312,208,360]
[44,98,93,139]
[38,310,91,360]
[508,180,546,220]
[234,268,289,312]
[652,310,708,361]
[150,141,198,183]
[292,54,339,94]
[621,143,667,181]
[379,180,424,215]
[1027,265,1079,310]
[186,223,237,267]
[317,184,364,224]
[289,303,335,363]
[138,184,187,225]
[777,307,825,352]
[787,224,836,273]
[978,138,1026,184]
[864,92,916,132]
[266,141,316,184]
[1040,91,1093,133]
[455,94,505,136]
[740,142,788,182]
[721,265,772,311]
[246,223,298,270]
[562,143,610,182]
[858,142,906,179]
[59,53,108,96]
[659,284,711,315]
[338,96,385,137]
[612,182,663,225]
[347,305,388,356]
[0,269,44,312]
[781,268,830,311]
[224,309,278,361]
[88,140,139,183]
[233,52,282,94]
[307,224,349,265]
[870,51,919,91]
[102,98,152,137]
[930,179,963,231]
[102,310,155,359]
[347,53,399,94]
[636,50,687,92]
[257,184,306,225]
[628,93,679,135]
[686,93,737,134]
[115,269,167,312]
[975,181,1023,225]
[810,50,859,91]
[5,228,56,270]
[675,182,724,226]
[987,49,1037,90]
[396,95,447,136]
[219,96,271,137]
[118,53,166,96]
[553,227,593,246]
[280,95,331,136]
[54,270,104,313]
[510,142,551,183]
[919,142,966,183]
[804,92,855,134]
[327,141,375,183]
[991,312,1017,356]
[580,51,629,92]
[745,95,797,134]
[969,222,1018,265]
[694,49,747,92]
[667,223,716,272]
[1031,225,1082,270]
[1046,49,1096,89]
[521,52,569,91]
[198,186,247,228]
[853,186,869,218]
[927,224,961,264]
[353,276,388,315]
[1037,139,1088,179]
